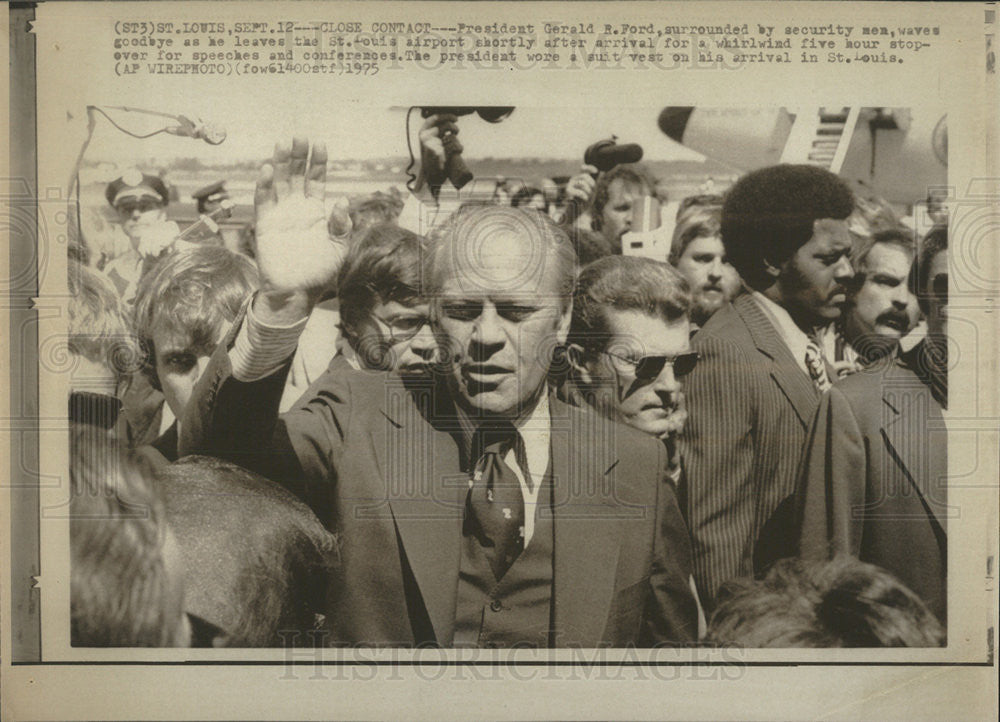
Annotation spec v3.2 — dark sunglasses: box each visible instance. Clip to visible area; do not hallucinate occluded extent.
[931,273,948,300]
[115,199,161,215]
[603,350,700,380]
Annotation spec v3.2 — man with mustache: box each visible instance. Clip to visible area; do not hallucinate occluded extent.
[678,164,856,612]
[837,228,921,370]
[796,226,948,626]
[668,196,743,331]
[181,138,698,647]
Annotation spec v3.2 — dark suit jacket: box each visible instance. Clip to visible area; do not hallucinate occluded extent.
[678,293,822,611]
[795,351,948,623]
[180,320,697,647]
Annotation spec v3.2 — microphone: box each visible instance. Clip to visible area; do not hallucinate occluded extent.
[164,116,227,145]
[583,139,643,174]
[177,199,236,242]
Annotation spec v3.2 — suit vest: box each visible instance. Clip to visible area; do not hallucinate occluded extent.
[452,462,554,648]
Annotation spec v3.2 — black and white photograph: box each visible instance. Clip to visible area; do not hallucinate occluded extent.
[3,2,997,720]
[64,103,951,650]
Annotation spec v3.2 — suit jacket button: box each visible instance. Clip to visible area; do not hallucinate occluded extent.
[490,599,503,612]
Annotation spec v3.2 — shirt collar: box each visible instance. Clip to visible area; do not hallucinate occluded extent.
[338,344,363,371]
[455,389,551,462]
[752,291,836,370]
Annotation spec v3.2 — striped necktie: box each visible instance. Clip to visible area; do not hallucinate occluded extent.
[805,341,832,393]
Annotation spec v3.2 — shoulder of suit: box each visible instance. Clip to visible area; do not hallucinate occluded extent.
[833,358,922,400]
[690,316,758,379]
[300,362,395,412]
[560,405,664,508]
[692,302,754,349]
[560,401,663,461]
[826,366,914,426]
[825,372,877,418]
[832,366,884,395]
[328,364,397,396]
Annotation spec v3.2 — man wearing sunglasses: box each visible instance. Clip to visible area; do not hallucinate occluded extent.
[181,138,697,648]
[102,169,180,303]
[564,256,697,445]
[797,225,948,627]
[562,256,707,634]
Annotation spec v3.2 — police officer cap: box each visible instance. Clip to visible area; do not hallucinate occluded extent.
[105,169,169,207]
[192,180,229,203]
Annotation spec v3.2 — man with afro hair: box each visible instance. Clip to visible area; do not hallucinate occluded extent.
[678,164,856,613]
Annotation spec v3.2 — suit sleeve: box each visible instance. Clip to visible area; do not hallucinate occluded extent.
[178,312,351,517]
[795,384,867,560]
[644,441,699,644]
[677,332,757,610]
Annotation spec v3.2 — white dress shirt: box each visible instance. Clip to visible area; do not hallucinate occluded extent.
[751,291,836,375]
[278,298,343,411]
[456,394,551,548]
[229,298,310,382]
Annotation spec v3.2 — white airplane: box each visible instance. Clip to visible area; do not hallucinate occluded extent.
[618,106,947,259]
[658,106,947,207]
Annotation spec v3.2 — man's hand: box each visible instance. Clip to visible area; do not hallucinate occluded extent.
[564,164,599,205]
[136,220,181,258]
[253,137,347,325]
[327,196,353,243]
[555,164,599,226]
[417,113,459,194]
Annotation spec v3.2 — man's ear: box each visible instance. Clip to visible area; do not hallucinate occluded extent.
[555,300,573,345]
[565,343,594,384]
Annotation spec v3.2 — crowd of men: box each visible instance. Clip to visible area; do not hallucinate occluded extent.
[68,113,949,649]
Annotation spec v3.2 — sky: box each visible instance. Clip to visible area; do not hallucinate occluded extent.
[40,7,710,171]
[78,100,707,167]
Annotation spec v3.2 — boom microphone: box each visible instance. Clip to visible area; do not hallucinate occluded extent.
[583,138,644,174]
[164,119,227,145]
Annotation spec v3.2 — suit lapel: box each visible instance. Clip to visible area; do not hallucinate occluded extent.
[373,389,635,646]
[550,400,622,646]
[879,374,948,533]
[736,294,819,428]
[373,380,465,645]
